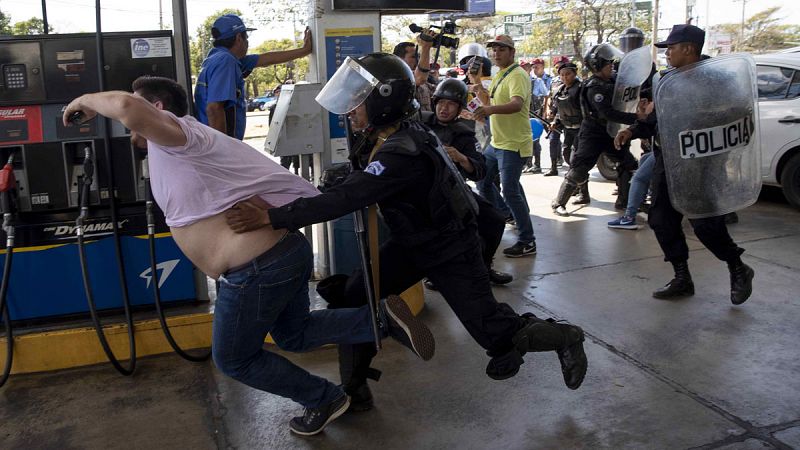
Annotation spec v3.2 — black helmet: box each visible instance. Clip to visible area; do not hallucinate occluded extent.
[358,53,419,128]
[583,43,624,73]
[619,27,646,53]
[432,78,468,108]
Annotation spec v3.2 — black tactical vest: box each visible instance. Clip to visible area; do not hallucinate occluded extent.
[554,82,583,128]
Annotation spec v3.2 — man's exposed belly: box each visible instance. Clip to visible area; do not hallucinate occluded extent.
[170,212,287,280]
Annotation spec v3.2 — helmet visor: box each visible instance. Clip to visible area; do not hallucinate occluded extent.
[315,57,379,114]
[595,43,625,62]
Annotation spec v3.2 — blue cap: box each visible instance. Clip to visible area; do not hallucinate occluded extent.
[655,24,705,48]
[211,14,256,41]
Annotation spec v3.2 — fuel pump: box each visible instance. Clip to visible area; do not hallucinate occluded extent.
[0,151,18,387]
[73,137,136,376]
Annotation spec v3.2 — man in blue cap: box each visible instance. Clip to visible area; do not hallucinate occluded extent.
[195,14,312,140]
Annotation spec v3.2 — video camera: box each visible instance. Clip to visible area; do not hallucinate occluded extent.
[409,22,460,50]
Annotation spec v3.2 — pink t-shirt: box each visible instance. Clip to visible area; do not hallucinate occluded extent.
[147,111,320,227]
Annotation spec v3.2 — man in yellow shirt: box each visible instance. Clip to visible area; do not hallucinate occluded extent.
[470,35,535,257]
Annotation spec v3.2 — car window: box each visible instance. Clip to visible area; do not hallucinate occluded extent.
[757,65,793,99]
[787,70,800,99]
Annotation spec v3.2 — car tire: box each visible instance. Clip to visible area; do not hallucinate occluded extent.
[259,103,267,111]
[597,154,618,181]
[780,153,800,210]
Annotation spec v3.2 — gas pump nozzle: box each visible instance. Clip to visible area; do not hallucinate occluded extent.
[76,146,94,235]
[141,157,155,235]
[0,153,16,247]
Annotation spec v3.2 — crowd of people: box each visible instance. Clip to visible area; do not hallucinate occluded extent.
[60,13,755,438]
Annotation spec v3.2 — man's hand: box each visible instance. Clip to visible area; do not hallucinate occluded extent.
[416,28,436,50]
[444,145,466,164]
[636,99,654,121]
[472,105,492,121]
[226,196,272,233]
[301,27,312,54]
[614,129,633,150]
[62,96,97,126]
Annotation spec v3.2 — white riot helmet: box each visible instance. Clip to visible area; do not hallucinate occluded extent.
[457,43,488,66]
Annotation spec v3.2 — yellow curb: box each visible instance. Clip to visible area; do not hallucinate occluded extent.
[0,283,425,375]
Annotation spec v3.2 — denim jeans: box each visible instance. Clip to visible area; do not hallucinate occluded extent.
[476,144,535,244]
[212,231,376,408]
[625,151,655,217]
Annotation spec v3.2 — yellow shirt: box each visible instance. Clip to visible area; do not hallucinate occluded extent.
[488,65,533,157]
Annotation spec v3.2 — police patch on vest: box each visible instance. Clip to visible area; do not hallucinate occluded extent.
[679,114,754,159]
[364,161,386,176]
[593,93,604,103]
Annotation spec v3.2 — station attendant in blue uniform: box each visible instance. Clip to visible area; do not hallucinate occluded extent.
[194,14,312,140]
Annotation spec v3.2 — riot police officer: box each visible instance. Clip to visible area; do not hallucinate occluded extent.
[226,53,589,410]
[421,78,513,286]
[615,24,754,304]
[551,43,644,216]
[545,62,582,177]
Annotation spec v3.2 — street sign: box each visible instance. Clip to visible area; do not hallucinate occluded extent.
[504,22,532,38]
[504,14,533,23]
[430,0,495,19]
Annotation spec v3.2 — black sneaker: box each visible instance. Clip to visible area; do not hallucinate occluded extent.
[488,269,513,285]
[289,394,350,436]
[382,295,435,361]
[556,324,588,390]
[503,241,536,258]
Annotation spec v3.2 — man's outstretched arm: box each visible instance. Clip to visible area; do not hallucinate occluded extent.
[63,91,186,147]
[255,28,313,67]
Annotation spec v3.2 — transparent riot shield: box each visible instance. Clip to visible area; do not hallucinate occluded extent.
[654,54,761,218]
[606,46,653,137]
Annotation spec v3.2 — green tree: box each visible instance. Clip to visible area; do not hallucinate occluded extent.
[12,17,53,35]
[523,0,652,59]
[188,8,244,77]
[714,6,800,53]
[249,0,310,43]
[0,10,12,35]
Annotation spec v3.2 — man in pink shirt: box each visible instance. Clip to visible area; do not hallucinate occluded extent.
[62,76,435,436]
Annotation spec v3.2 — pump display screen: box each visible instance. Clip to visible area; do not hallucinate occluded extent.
[332,0,466,10]
[3,64,28,89]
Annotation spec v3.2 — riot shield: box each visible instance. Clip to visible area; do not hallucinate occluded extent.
[655,54,761,218]
[606,46,653,137]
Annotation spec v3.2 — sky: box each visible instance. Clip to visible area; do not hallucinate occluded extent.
[1,0,797,45]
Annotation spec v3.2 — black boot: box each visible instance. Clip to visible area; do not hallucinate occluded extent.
[488,268,513,285]
[544,159,559,176]
[728,259,754,305]
[338,343,380,412]
[572,183,590,205]
[512,314,588,390]
[552,179,577,216]
[653,261,695,299]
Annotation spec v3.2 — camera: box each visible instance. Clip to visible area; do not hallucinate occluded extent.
[409,22,460,50]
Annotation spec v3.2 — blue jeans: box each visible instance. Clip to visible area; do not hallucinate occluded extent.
[625,151,655,217]
[477,144,535,244]
[212,231,376,408]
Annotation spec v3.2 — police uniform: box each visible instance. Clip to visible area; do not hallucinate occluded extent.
[551,73,639,211]
[421,111,506,274]
[551,78,582,168]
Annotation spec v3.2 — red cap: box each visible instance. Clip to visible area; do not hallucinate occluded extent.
[531,58,545,66]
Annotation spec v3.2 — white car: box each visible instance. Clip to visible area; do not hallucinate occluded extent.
[755,52,800,209]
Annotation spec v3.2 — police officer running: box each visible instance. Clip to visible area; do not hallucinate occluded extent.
[421,78,513,286]
[225,53,589,411]
[551,43,646,216]
[615,24,755,304]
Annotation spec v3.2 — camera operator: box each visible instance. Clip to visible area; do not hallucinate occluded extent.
[393,41,432,112]
[421,78,514,287]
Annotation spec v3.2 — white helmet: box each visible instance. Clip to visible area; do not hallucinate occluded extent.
[457,43,488,66]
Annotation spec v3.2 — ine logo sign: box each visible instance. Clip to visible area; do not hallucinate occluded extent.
[132,39,151,58]
[139,259,180,289]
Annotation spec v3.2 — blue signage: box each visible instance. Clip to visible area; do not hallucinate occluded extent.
[324,28,375,139]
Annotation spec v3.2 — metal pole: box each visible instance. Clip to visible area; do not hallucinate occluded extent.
[159,0,164,30]
[630,0,636,27]
[41,0,49,34]
[171,0,194,115]
[739,0,747,50]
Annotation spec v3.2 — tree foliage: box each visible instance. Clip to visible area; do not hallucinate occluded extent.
[12,17,53,35]
[249,0,310,43]
[0,10,11,35]
[521,0,652,59]
[714,6,800,53]
[188,8,244,77]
